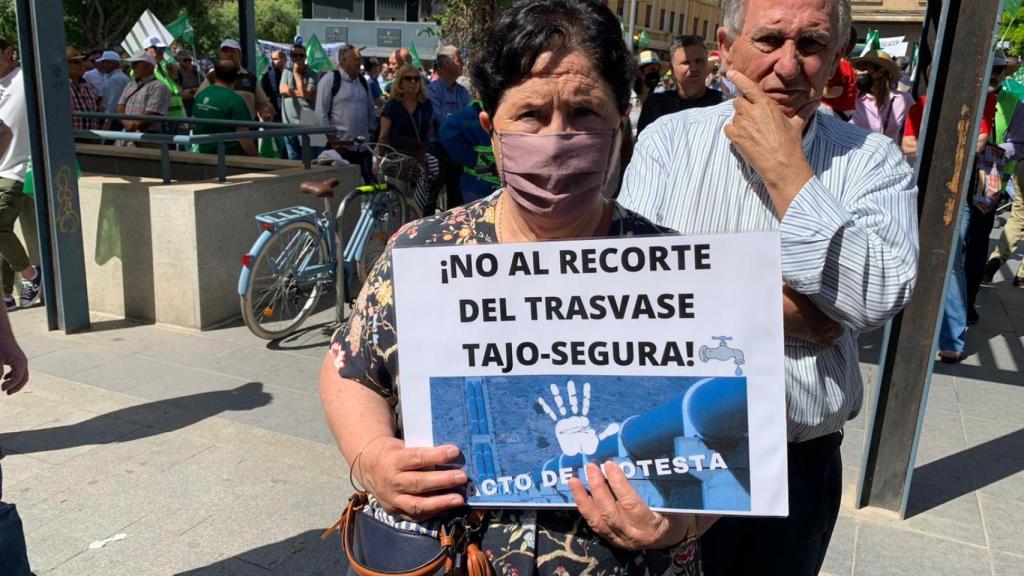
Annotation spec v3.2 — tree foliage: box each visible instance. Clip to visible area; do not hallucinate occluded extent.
[1001,9,1024,59]
[0,0,300,56]
[429,0,516,60]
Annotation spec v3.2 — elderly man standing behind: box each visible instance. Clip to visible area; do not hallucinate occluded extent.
[619,0,918,573]
[427,45,470,212]
[317,43,374,181]
[116,52,170,144]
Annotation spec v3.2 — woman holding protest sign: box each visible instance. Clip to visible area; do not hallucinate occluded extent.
[319,1,710,573]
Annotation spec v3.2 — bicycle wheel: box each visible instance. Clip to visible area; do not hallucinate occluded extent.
[241,221,330,340]
[356,188,417,282]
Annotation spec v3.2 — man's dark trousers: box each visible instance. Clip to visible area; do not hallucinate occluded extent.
[429,142,464,214]
[701,431,843,576]
[0,459,32,575]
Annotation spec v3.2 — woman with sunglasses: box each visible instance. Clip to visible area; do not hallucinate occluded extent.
[279,47,320,160]
[378,63,439,210]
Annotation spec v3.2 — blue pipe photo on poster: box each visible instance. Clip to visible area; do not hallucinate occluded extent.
[429,375,751,511]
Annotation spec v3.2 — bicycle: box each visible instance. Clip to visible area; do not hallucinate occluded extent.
[238,140,421,340]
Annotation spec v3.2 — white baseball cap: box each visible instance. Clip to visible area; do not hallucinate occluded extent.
[96,50,121,64]
[220,39,242,51]
[126,51,157,66]
[144,36,167,49]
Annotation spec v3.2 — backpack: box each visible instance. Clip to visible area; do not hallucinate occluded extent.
[326,69,370,123]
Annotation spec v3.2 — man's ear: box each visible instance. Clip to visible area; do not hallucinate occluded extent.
[717,26,734,70]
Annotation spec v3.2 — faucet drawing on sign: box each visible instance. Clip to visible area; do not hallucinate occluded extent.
[537,381,620,457]
[699,336,746,376]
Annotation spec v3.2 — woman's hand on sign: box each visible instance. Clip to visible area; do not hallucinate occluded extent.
[569,461,699,550]
[359,437,468,522]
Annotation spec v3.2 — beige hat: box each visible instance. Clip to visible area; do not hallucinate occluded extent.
[852,50,900,78]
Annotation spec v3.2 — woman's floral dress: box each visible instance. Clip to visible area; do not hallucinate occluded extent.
[331,192,701,576]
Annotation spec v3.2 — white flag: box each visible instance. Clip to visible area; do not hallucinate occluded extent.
[120,10,173,56]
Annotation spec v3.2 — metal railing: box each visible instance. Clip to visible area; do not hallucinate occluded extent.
[72,112,339,183]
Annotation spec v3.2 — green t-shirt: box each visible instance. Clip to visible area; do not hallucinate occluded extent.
[192,84,252,155]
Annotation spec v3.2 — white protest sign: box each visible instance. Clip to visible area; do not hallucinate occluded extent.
[879,36,908,58]
[393,232,788,516]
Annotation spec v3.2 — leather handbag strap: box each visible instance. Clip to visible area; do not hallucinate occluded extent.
[322,492,452,576]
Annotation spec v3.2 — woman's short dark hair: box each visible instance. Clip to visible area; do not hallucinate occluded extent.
[471,0,635,118]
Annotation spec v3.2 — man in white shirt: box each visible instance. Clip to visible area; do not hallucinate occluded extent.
[0,38,41,311]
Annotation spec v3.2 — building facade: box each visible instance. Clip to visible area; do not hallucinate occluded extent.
[852,0,926,43]
[299,0,441,59]
[605,0,724,56]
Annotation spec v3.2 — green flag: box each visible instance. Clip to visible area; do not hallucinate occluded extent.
[257,50,271,79]
[1006,0,1021,15]
[166,12,195,48]
[409,41,423,70]
[306,34,332,73]
[637,30,650,49]
[860,29,881,56]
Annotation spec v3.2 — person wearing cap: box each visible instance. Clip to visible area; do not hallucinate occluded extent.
[66,47,102,133]
[629,50,663,141]
[89,51,130,133]
[636,35,722,136]
[279,43,320,161]
[140,36,185,120]
[200,39,274,122]
[176,50,203,117]
[0,37,43,311]
[316,43,375,180]
[426,45,470,212]
[116,51,170,142]
[83,50,109,97]
[848,49,912,143]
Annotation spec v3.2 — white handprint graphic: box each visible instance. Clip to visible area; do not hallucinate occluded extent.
[537,380,619,457]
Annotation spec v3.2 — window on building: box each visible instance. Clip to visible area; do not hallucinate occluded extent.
[693,16,698,35]
[679,14,685,34]
[702,19,708,38]
[645,5,652,28]
[670,11,675,33]
[660,9,666,31]
[616,0,624,18]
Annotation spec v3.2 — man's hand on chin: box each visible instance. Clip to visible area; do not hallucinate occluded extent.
[724,70,816,219]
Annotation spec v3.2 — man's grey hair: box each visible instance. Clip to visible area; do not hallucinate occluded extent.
[436,44,459,66]
[722,0,851,46]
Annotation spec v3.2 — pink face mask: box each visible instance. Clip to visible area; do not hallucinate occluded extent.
[497,131,617,228]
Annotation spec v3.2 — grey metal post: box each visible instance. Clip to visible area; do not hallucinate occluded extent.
[626,0,638,52]
[301,135,311,168]
[15,0,90,333]
[857,0,1002,516]
[217,142,227,182]
[160,143,171,183]
[238,0,257,74]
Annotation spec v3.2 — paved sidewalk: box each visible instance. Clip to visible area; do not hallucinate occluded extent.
[0,256,1022,574]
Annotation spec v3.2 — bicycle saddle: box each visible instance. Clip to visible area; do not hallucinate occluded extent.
[298,178,340,198]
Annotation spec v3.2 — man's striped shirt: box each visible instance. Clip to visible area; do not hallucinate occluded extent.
[619,101,919,443]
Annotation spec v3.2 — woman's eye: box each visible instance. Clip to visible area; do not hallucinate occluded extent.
[516,110,540,121]
[574,108,598,117]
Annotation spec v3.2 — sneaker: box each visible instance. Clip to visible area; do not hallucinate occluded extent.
[4,296,15,311]
[982,258,1002,283]
[18,265,41,308]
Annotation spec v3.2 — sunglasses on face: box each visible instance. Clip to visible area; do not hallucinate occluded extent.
[291,54,306,59]
[403,76,420,83]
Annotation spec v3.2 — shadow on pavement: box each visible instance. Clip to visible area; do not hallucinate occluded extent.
[175,528,346,575]
[266,320,337,352]
[0,382,272,457]
[907,427,1024,518]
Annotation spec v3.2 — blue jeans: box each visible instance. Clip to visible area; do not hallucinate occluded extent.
[939,202,971,353]
[0,461,32,575]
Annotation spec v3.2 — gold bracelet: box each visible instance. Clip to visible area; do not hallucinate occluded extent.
[348,436,388,492]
